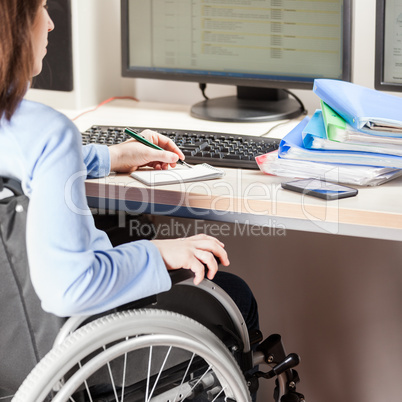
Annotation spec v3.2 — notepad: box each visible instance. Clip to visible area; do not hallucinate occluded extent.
[130,163,225,186]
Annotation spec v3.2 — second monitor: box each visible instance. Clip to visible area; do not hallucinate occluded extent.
[121,0,352,122]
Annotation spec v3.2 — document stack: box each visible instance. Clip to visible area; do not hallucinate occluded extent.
[256,79,402,186]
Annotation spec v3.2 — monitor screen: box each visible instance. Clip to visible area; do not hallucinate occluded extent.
[121,0,352,122]
[375,0,402,92]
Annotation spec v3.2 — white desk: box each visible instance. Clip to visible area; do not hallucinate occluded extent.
[69,99,402,242]
[69,100,402,402]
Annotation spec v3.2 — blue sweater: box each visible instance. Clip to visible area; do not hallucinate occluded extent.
[0,100,171,316]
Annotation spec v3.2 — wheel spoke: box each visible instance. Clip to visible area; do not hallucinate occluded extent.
[173,353,195,402]
[78,360,93,402]
[181,365,213,400]
[211,386,226,401]
[145,345,153,402]
[119,337,129,402]
[147,346,172,402]
[103,346,119,401]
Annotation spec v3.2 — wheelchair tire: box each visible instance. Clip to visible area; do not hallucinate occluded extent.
[13,309,251,402]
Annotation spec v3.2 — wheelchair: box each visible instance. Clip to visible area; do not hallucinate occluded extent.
[0,176,305,402]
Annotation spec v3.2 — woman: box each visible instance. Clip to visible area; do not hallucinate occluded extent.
[0,0,232,317]
[0,2,260,399]
[0,0,259,324]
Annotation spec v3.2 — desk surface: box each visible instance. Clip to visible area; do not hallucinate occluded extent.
[68,99,402,242]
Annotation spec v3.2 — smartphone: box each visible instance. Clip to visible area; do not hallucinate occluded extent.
[281,179,358,200]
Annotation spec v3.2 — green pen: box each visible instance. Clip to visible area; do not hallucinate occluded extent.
[124,127,192,168]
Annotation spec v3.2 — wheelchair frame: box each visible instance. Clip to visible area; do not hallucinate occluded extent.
[13,274,304,402]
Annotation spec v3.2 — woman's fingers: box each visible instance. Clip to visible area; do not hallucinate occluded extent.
[188,255,207,285]
[151,234,230,285]
[141,129,185,160]
[194,249,219,281]
[189,236,230,267]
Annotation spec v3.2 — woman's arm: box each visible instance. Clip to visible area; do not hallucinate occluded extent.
[26,114,171,317]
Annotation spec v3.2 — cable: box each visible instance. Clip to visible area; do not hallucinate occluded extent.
[283,89,307,116]
[260,89,307,137]
[71,96,139,121]
[259,120,291,137]
[199,83,209,100]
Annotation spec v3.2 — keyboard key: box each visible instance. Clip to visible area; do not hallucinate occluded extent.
[224,154,242,160]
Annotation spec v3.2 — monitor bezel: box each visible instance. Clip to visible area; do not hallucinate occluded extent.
[375,0,402,92]
[121,0,353,90]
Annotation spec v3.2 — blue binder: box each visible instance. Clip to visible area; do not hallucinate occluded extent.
[301,110,402,156]
[302,110,327,149]
[313,79,402,136]
[278,117,402,169]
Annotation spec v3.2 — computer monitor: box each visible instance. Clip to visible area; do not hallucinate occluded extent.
[121,0,352,122]
[375,0,402,92]
[31,0,73,92]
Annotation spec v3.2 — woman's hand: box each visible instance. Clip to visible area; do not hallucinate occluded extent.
[151,234,230,285]
[108,129,185,173]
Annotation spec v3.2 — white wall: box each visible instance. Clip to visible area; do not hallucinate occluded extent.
[27,1,402,402]
[25,0,132,109]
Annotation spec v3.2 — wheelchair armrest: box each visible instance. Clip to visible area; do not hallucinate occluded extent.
[168,268,195,285]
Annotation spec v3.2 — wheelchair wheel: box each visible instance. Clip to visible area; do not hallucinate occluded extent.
[14,309,251,402]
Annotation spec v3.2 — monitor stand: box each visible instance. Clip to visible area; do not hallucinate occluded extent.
[190,86,304,123]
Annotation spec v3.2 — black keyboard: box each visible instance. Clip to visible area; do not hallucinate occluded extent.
[82,125,280,169]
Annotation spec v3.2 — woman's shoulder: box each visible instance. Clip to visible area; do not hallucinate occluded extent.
[18,99,72,126]
[0,100,82,191]
[6,100,82,163]
[13,99,79,142]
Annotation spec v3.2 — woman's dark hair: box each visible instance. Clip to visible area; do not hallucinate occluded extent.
[0,0,42,121]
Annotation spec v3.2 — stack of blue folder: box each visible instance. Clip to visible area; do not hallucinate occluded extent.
[256,79,402,186]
